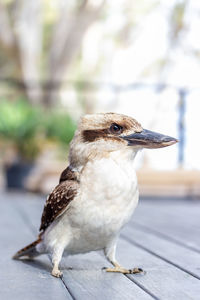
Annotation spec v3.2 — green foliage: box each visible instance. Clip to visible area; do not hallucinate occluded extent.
[0,100,41,161]
[45,111,76,145]
[0,99,76,161]
[0,100,39,140]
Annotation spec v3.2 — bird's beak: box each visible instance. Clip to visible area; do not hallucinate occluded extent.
[121,129,178,149]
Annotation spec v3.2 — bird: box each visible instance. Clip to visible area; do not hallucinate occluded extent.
[13,112,178,277]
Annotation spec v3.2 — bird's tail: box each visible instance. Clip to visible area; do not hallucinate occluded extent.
[12,237,42,260]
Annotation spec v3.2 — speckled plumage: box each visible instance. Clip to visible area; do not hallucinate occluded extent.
[40,180,79,231]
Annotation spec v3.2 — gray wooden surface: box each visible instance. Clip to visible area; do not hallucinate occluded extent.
[0,192,200,300]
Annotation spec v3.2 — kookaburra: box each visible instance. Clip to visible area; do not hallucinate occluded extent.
[13,113,177,277]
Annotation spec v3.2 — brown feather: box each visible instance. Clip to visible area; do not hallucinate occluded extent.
[40,180,79,232]
[82,129,109,142]
[12,237,42,259]
[59,166,78,183]
[82,117,142,143]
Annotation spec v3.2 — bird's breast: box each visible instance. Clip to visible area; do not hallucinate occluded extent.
[70,156,139,236]
[49,156,139,254]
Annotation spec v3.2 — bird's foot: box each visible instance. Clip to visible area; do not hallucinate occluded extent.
[129,267,145,274]
[104,266,145,275]
[51,269,63,278]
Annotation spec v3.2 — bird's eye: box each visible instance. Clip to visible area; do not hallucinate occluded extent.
[110,123,123,134]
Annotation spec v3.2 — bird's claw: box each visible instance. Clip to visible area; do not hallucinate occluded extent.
[51,269,63,278]
[129,267,146,275]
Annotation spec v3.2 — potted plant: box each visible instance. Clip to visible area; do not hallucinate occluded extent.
[0,99,41,189]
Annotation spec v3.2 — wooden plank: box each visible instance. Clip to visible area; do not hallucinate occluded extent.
[132,199,200,251]
[136,198,200,222]
[122,224,200,278]
[62,253,154,300]
[117,236,200,300]
[12,193,200,300]
[13,193,154,300]
[137,198,200,221]
[0,196,72,300]
[12,192,44,235]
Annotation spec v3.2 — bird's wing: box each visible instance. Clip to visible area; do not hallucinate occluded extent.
[59,166,78,183]
[39,180,79,232]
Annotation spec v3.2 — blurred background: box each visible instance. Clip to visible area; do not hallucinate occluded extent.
[0,0,199,198]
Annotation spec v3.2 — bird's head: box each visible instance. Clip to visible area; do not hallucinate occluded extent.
[69,113,178,168]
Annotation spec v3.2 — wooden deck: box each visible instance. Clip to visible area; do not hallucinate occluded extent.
[1,192,200,300]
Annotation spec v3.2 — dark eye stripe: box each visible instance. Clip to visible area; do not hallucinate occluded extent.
[82,123,125,143]
[82,129,109,142]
